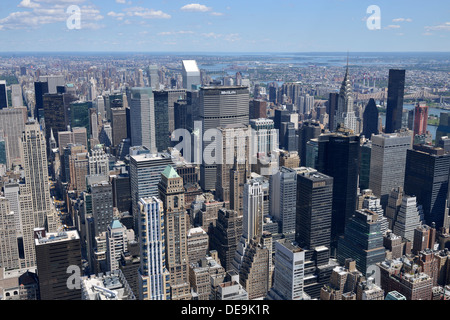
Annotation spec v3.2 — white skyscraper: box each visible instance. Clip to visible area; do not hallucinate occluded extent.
[138,197,170,300]
[232,179,265,272]
[3,183,22,235]
[130,87,157,154]
[106,219,128,272]
[393,196,423,245]
[335,65,357,133]
[0,197,20,270]
[19,122,53,267]
[96,96,106,121]
[267,239,306,300]
[182,60,201,91]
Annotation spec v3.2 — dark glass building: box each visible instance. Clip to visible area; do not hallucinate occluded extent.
[404,145,450,229]
[362,98,379,139]
[35,229,82,300]
[317,131,360,249]
[385,69,406,134]
[112,173,132,214]
[296,168,333,249]
[337,209,385,275]
[153,90,170,152]
[43,93,74,146]
[298,120,322,166]
[0,81,8,109]
[327,93,338,132]
[34,81,49,120]
[359,140,372,191]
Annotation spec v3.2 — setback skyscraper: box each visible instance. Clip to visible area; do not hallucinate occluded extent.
[200,86,250,191]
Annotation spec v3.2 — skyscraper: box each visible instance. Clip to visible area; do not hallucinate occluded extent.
[216,124,251,216]
[182,60,201,91]
[298,120,322,166]
[327,93,338,131]
[148,65,160,90]
[404,145,450,229]
[359,140,372,190]
[86,175,114,237]
[269,167,297,242]
[130,88,157,154]
[199,86,250,191]
[129,152,173,233]
[158,166,191,300]
[317,131,360,246]
[211,208,243,272]
[295,167,333,250]
[106,219,128,272]
[267,239,305,300]
[233,178,265,272]
[21,122,52,229]
[0,80,8,109]
[111,107,128,149]
[369,131,412,207]
[43,93,69,146]
[0,107,27,167]
[337,209,386,275]
[153,90,170,152]
[34,81,49,120]
[138,197,170,300]
[362,98,379,139]
[34,229,82,300]
[0,197,20,270]
[11,84,23,108]
[334,66,357,133]
[249,118,277,157]
[413,102,429,137]
[385,69,406,134]
[392,196,423,244]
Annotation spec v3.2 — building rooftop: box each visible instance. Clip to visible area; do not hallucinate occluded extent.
[81,270,135,300]
[161,165,180,179]
[35,230,79,246]
[182,60,200,73]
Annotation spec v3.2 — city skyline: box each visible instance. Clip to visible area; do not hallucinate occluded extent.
[0,0,449,53]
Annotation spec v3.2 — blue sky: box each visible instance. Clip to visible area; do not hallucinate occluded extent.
[0,0,449,52]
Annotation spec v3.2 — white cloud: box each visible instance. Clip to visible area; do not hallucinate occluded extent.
[384,25,401,30]
[181,4,212,12]
[123,7,171,19]
[425,22,450,32]
[158,30,194,36]
[393,18,412,22]
[0,1,104,30]
[210,12,224,16]
[18,0,40,8]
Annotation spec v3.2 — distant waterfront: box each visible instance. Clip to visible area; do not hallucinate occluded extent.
[380,104,442,140]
